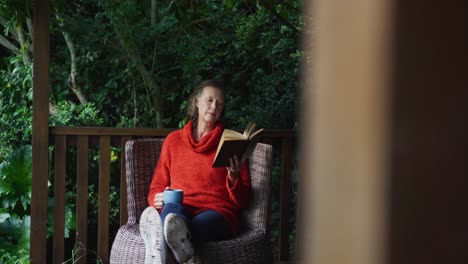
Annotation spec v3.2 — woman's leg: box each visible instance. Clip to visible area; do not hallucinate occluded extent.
[190,210,232,243]
[160,203,194,263]
[159,203,191,263]
[160,202,190,224]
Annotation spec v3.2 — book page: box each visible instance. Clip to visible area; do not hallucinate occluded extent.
[243,122,254,138]
[223,129,245,140]
[248,128,264,140]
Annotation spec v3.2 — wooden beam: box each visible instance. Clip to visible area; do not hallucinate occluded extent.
[50,126,175,136]
[49,126,295,138]
[30,0,50,263]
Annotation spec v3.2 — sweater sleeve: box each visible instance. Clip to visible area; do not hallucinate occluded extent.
[148,139,171,207]
[226,161,251,209]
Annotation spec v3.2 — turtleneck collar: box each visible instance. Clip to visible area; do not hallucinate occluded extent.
[182,120,224,153]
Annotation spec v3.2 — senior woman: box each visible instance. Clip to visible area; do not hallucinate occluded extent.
[140,80,252,264]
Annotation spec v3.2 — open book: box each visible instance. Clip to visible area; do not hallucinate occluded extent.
[212,122,264,168]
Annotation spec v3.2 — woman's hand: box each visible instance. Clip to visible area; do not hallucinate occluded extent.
[226,155,241,185]
[154,186,169,209]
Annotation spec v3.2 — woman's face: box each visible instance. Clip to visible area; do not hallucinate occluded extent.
[196,86,225,125]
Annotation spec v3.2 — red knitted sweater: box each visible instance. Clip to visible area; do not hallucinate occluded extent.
[148,120,252,235]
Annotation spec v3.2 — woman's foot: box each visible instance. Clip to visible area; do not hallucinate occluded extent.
[140,207,164,264]
[164,213,194,263]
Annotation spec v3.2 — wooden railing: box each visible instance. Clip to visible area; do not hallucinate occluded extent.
[46,127,296,263]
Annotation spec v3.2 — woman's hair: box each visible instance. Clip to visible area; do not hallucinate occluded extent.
[187,79,225,129]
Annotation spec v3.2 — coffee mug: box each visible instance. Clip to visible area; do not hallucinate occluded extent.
[163,189,184,204]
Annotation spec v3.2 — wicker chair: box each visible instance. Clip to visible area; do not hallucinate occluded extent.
[110,138,274,264]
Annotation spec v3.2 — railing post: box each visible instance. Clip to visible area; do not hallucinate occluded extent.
[279,136,293,261]
[31,0,50,263]
[76,135,89,264]
[53,136,67,264]
[98,136,111,263]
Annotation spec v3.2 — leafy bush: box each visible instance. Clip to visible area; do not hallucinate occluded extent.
[0,248,30,264]
[0,215,30,261]
[49,101,104,127]
[0,146,32,216]
[0,56,33,153]
[0,145,76,260]
[0,146,32,261]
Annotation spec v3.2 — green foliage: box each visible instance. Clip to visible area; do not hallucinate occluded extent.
[0,146,31,260]
[0,145,76,259]
[76,0,301,129]
[49,101,104,127]
[0,248,30,264]
[0,146,31,215]
[0,56,33,151]
[0,215,30,259]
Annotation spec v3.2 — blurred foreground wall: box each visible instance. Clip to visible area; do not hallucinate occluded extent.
[298,0,468,264]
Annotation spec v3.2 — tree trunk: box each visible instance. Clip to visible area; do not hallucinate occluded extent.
[62,31,88,105]
[135,57,165,128]
[111,19,165,127]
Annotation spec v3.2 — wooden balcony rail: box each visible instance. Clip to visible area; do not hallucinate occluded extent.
[45,126,296,263]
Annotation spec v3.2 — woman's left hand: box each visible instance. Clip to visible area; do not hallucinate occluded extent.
[227,155,241,185]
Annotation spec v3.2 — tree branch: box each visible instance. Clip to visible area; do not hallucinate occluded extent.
[0,15,20,40]
[63,31,88,105]
[16,26,32,65]
[26,18,33,53]
[0,34,20,54]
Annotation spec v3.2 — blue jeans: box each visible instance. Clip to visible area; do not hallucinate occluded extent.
[160,203,232,262]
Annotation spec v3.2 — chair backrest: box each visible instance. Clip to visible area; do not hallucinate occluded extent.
[125,138,164,224]
[241,143,273,233]
[125,139,273,234]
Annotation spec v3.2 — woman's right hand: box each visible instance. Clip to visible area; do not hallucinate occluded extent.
[154,186,169,209]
